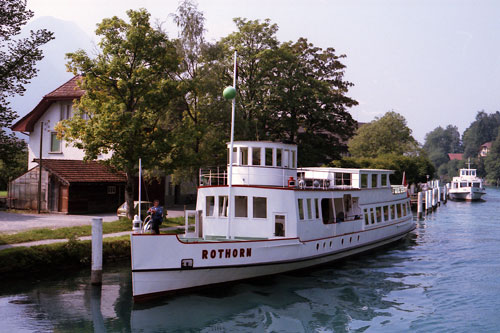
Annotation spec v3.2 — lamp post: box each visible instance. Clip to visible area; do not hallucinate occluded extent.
[224,51,237,239]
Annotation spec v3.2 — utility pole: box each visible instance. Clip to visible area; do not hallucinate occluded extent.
[37,121,43,213]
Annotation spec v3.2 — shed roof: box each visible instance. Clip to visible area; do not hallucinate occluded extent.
[35,159,126,185]
[448,153,464,161]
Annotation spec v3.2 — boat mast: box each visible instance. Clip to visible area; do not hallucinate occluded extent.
[227,51,237,239]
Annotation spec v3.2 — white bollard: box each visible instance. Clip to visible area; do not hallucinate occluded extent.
[91,217,103,285]
[437,186,441,206]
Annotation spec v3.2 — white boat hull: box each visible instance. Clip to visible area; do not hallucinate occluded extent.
[448,188,485,201]
[131,218,415,300]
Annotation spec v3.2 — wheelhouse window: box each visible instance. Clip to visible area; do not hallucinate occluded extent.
[277,149,282,167]
[381,174,387,187]
[391,205,396,219]
[265,148,273,166]
[321,198,334,224]
[253,197,267,218]
[240,148,248,165]
[361,174,368,188]
[235,196,248,217]
[206,196,215,217]
[376,207,382,223]
[383,206,389,221]
[298,199,304,220]
[291,151,296,168]
[402,203,407,216]
[50,132,61,153]
[372,174,378,188]
[252,147,261,165]
[218,196,228,217]
[370,208,376,224]
[227,148,237,165]
[335,173,351,186]
[364,209,369,225]
[397,204,402,218]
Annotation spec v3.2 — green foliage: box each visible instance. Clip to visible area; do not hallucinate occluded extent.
[60,9,180,218]
[348,111,418,158]
[485,128,500,184]
[0,237,130,279]
[0,0,52,187]
[423,125,462,178]
[462,111,500,158]
[333,153,435,185]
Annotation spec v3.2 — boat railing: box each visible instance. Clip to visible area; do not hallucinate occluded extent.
[391,185,407,195]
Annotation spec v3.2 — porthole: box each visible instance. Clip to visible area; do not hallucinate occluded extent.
[357,235,360,241]
[350,237,352,243]
[341,239,344,245]
[316,243,319,250]
[329,241,332,247]
[323,242,326,248]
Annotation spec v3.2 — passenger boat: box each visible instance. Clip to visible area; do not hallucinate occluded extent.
[130,141,415,301]
[448,164,486,201]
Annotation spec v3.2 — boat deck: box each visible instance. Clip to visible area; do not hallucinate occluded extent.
[178,235,269,243]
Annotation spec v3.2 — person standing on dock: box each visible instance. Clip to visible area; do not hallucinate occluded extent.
[148,200,163,234]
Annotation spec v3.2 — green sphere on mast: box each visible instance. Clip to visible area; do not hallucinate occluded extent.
[223,86,236,100]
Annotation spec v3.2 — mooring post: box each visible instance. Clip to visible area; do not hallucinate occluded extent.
[91,217,103,285]
[417,191,423,219]
[437,186,441,206]
[443,186,447,204]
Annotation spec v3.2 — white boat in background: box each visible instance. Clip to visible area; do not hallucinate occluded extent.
[448,164,486,201]
[130,141,415,301]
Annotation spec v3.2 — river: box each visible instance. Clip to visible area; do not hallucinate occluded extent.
[1,187,500,332]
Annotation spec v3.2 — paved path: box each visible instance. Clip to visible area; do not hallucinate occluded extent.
[0,207,189,234]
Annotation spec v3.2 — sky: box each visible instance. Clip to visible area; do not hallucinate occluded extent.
[25,0,500,143]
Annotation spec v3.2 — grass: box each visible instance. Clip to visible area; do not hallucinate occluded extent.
[0,191,6,197]
[0,216,186,245]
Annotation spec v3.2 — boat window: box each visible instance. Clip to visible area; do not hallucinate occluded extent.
[240,147,248,165]
[227,147,237,165]
[407,202,411,214]
[372,174,378,188]
[383,206,389,221]
[306,199,312,219]
[370,208,375,224]
[473,182,480,188]
[321,198,334,224]
[376,207,382,223]
[381,174,387,186]
[253,197,267,218]
[334,198,344,222]
[402,203,406,216]
[235,196,248,217]
[218,196,228,217]
[364,209,369,225]
[361,174,368,188]
[460,182,467,188]
[206,196,215,217]
[314,198,320,219]
[283,150,290,168]
[298,199,304,220]
[252,147,261,166]
[471,170,476,176]
[277,149,282,167]
[335,173,351,186]
[397,204,402,218]
[292,150,296,168]
[391,205,396,219]
[265,148,273,166]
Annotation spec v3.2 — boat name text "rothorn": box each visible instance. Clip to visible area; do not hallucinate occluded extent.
[202,248,252,259]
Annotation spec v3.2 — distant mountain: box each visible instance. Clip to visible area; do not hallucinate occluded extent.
[8,16,94,123]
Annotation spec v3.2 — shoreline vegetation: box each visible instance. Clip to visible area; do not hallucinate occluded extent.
[0,217,185,279]
[0,216,184,245]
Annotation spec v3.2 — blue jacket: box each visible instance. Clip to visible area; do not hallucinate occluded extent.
[149,206,163,222]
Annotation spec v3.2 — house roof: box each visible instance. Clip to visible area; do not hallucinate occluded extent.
[480,142,493,149]
[11,76,85,132]
[34,159,126,185]
[448,153,464,161]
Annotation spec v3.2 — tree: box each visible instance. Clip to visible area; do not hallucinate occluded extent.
[217,18,358,165]
[58,9,180,219]
[485,127,500,184]
[423,125,462,178]
[462,111,500,158]
[0,0,53,187]
[348,111,418,158]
